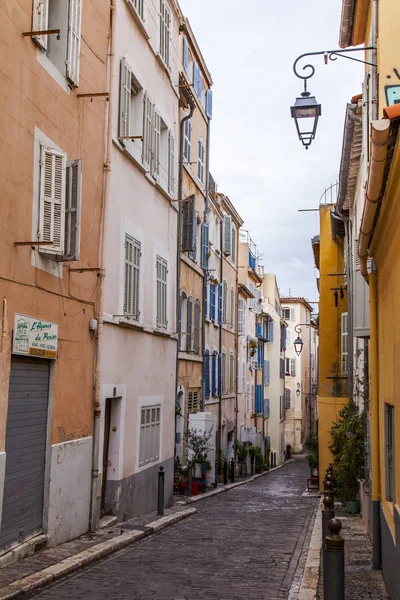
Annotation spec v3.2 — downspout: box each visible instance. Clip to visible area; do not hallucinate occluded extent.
[234,275,239,468]
[201,113,211,410]
[358,120,390,282]
[218,221,223,456]
[90,0,115,532]
[369,271,381,569]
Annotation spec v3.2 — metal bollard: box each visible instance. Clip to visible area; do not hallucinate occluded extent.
[324,518,345,600]
[223,460,228,485]
[187,463,192,497]
[157,465,164,515]
[230,458,235,483]
[322,480,335,571]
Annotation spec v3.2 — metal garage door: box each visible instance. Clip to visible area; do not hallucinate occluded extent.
[0,357,50,550]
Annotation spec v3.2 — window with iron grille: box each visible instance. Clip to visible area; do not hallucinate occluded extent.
[156,256,167,328]
[124,234,141,319]
[384,403,394,501]
[188,391,200,414]
[159,0,171,68]
[139,405,160,466]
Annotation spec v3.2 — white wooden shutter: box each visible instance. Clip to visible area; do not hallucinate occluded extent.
[151,109,161,179]
[39,146,66,255]
[142,93,153,169]
[119,58,132,138]
[290,308,295,321]
[32,0,49,50]
[61,159,82,261]
[156,256,167,328]
[168,132,175,195]
[126,0,144,21]
[223,215,232,255]
[238,298,244,334]
[341,312,348,373]
[230,288,234,327]
[223,281,228,324]
[66,0,82,86]
[124,234,141,318]
[291,358,296,377]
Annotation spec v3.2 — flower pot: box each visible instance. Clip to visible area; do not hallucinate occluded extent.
[345,500,360,514]
[191,481,200,496]
[194,463,202,479]
[311,468,318,477]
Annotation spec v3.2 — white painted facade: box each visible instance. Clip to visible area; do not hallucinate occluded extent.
[99,0,180,520]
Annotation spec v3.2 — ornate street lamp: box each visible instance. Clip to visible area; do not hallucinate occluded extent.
[294,335,304,356]
[291,47,376,149]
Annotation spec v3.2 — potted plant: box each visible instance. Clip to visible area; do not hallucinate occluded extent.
[329,402,365,513]
[248,336,258,357]
[248,445,256,475]
[186,427,213,482]
[235,440,248,476]
[304,433,319,477]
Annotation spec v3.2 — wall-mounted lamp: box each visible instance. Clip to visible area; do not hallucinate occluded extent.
[296,383,301,397]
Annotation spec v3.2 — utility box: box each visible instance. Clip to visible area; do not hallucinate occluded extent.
[188,412,216,486]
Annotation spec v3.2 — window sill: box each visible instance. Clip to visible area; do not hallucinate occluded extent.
[113,138,147,174]
[155,180,177,207]
[178,352,203,362]
[183,163,206,197]
[180,254,204,276]
[153,327,170,338]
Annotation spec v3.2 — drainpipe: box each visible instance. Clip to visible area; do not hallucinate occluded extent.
[90,0,116,532]
[369,271,381,569]
[201,113,211,410]
[234,286,239,467]
[358,120,390,282]
[218,220,223,456]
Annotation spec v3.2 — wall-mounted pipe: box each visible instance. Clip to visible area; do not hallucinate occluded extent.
[358,120,390,282]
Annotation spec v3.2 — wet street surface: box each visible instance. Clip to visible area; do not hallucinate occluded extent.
[24,457,317,600]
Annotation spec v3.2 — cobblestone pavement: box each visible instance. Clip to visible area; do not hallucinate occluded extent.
[317,510,389,599]
[23,457,317,600]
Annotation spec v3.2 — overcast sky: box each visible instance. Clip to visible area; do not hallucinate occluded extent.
[179,0,362,306]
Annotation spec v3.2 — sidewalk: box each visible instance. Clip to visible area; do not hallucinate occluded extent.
[299,501,390,599]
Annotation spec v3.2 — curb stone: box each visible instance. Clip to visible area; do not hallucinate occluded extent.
[298,498,322,600]
[183,459,294,504]
[0,508,197,600]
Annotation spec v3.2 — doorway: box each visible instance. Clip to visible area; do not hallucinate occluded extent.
[100,398,112,515]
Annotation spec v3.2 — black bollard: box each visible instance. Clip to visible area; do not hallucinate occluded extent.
[230,458,235,483]
[187,462,192,497]
[322,480,335,572]
[223,459,228,485]
[157,465,164,515]
[324,518,345,600]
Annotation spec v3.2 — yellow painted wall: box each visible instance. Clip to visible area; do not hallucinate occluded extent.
[317,206,348,489]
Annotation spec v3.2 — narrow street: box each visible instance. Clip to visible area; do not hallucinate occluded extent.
[24,457,317,600]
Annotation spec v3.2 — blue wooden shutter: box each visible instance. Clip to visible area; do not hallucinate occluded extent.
[183,35,188,72]
[178,291,182,348]
[187,296,192,352]
[201,222,209,269]
[218,353,222,395]
[256,385,262,414]
[193,62,199,97]
[205,89,213,119]
[257,345,262,369]
[269,321,274,342]
[210,284,216,322]
[212,351,217,396]
[205,350,210,397]
[218,283,222,324]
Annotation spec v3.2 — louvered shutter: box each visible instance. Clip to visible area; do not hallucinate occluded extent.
[269,321,274,342]
[205,350,210,397]
[193,62,200,97]
[223,281,228,324]
[201,222,209,269]
[256,385,263,414]
[231,227,236,263]
[66,0,82,86]
[156,256,167,328]
[212,351,217,396]
[119,58,132,138]
[218,353,222,395]
[291,358,296,377]
[142,93,153,169]
[290,308,295,321]
[243,299,246,333]
[178,292,182,347]
[187,296,192,352]
[257,345,262,369]
[181,195,196,252]
[210,284,216,322]
[39,146,66,255]
[152,109,161,178]
[194,300,200,354]
[60,159,82,261]
[124,235,141,318]
[238,298,244,333]
[32,0,49,50]
[263,360,267,384]
[205,89,213,119]
[183,36,188,72]
[218,283,222,324]
[230,289,235,327]
[264,398,270,418]
[168,132,175,195]
[223,215,232,255]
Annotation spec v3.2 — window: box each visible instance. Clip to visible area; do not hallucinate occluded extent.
[152,110,161,179]
[282,307,291,320]
[201,222,209,269]
[230,288,235,329]
[126,0,144,21]
[205,350,210,397]
[280,395,285,420]
[210,283,216,322]
[285,357,290,376]
[223,215,232,256]
[186,296,192,352]
[33,0,82,86]
[143,94,153,169]
[221,351,226,393]
[264,398,270,419]
[241,361,246,394]
[280,358,285,379]
[156,256,167,328]
[124,234,141,319]
[385,404,394,501]
[159,0,171,68]
[183,119,192,162]
[218,283,223,324]
[198,139,205,183]
[285,388,291,409]
[256,384,263,414]
[341,313,348,374]
[193,62,202,99]
[37,146,82,260]
[188,391,200,414]
[180,292,187,351]
[266,320,274,342]
[246,383,250,416]
[222,281,228,324]
[291,358,296,377]
[230,352,234,393]
[194,300,200,354]
[139,405,160,466]
[181,195,196,253]
[248,282,256,310]
[205,89,213,119]
[238,297,245,334]
[231,227,236,264]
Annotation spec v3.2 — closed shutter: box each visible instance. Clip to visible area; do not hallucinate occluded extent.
[152,109,161,178]
[218,283,222,324]
[66,0,82,86]
[291,358,296,377]
[193,62,200,97]
[124,234,141,319]
[156,256,167,328]
[186,296,192,352]
[201,222,209,269]
[39,146,66,255]
[194,300,200,354]
[212,351,217,396]
[61,160,82,261]
[230,353,234,392]
[181,195,196,252]
[231,227,236,263]
[32,0,49,50]
[168,132,175,195]
[223,281,228,324]
[183,36,189,72]
[205,350,210,397]
[230,289,234,328]
[238,298,243,333]
[119,58,132,138]
[223,215,232,255]
[264,398,270,418]
[210,284,216,322]
[142,93,153,169]
[218,353,222,395]
[256,384,263,414]
[205,89,213,119]
[0,358,49,549]
[178,292,182,348]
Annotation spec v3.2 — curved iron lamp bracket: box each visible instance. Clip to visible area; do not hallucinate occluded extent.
[293,47,376,91]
